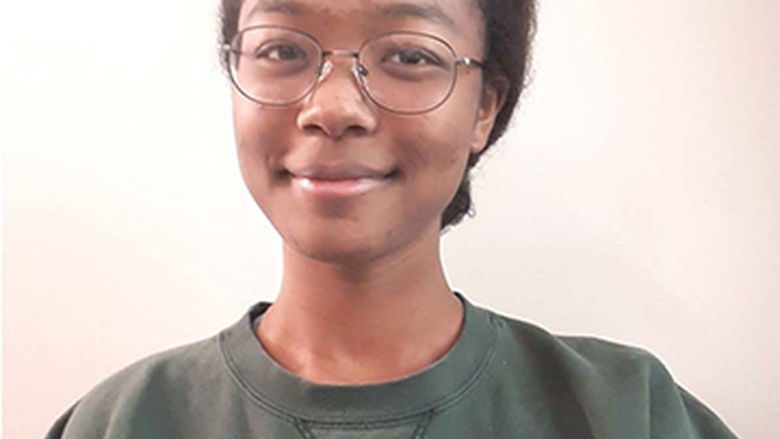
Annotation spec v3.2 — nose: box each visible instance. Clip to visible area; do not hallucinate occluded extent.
[296,57,379,139]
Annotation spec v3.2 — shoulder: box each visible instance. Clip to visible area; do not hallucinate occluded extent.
[489,310,673,399]
[82,335,222,403]
[489,309,666,378]
[46,335,227,438]
[482,308,738,438]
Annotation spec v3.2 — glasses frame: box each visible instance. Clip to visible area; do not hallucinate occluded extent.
[223,25,485,115]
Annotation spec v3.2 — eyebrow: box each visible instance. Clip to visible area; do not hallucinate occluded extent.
[375,2,456,29]
[247,0,456,30]
[247,0,312,16]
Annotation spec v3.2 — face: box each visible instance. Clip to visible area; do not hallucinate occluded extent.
[232,0,504,265]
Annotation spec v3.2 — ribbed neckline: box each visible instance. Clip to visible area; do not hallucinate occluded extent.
[218,292,498,422]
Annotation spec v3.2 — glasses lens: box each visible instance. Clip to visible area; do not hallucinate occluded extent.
[230,27,320,105]
[360,33,456,113]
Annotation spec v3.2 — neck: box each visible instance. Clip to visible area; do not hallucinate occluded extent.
[256,223,463,384]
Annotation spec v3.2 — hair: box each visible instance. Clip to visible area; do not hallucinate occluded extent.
[218,0,537,231]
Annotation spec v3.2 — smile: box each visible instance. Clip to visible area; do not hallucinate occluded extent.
[291,175,391,197]
[285,163,397,198]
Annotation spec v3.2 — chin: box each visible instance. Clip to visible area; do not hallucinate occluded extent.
[292,240,388,266]
[283,222,393,265]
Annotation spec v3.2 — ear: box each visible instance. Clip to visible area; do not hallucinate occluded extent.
[470,76,508,155]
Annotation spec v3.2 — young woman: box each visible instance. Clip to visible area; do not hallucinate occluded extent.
[46,0,737,437]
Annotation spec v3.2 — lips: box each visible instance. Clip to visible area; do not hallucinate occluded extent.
[285,163,397,197]
[287,163,396,180]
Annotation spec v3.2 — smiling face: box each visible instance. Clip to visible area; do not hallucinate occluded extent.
[232,0,504,265]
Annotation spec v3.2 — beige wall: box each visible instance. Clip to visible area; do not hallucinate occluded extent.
[3,0,779,437]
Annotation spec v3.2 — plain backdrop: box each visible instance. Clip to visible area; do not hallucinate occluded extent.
[3,0,779,438]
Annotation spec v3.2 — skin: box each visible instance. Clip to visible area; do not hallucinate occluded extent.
[232,0,506,384]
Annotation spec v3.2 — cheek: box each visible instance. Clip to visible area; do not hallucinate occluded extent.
[231,96,293,206]
[392,115,473,209]
[233,92,295,165]
[397,114,473,179]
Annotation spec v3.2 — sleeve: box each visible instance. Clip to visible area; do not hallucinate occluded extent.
[41,336,223,438]
[43,402,80,439]
[558,335,740,438]
[645,353,739,439]
[677,386,739,439]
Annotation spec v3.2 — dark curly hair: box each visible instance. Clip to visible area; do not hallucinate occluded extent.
[219,0,536,231]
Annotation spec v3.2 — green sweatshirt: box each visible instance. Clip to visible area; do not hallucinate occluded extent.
[46,293,737,438]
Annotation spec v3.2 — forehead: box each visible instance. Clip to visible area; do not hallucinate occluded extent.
[238,0,483,47]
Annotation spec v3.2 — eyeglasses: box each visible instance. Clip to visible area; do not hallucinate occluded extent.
[224,26,484,114]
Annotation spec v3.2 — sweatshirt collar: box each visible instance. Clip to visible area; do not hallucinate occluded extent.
[219,292,498,422]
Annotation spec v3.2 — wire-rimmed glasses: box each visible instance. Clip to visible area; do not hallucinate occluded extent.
[224,25,484,114]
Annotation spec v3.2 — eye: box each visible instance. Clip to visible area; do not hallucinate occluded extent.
[384,48,442,66]
[254,42,308,62]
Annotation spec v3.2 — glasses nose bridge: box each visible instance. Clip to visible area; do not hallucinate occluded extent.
[318,49,368,84]
[324,49,359,59]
